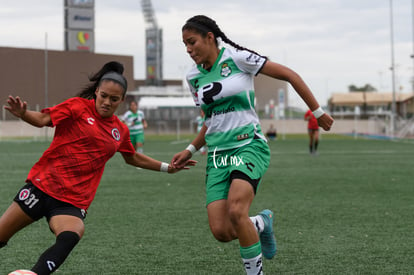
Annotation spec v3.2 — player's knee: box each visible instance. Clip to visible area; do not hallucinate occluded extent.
[227,205,245,227]
[211,230,233,242]
[0,241,7,248]
[210,225,235,242]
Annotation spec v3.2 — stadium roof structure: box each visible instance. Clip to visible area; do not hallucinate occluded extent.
[365,92,413,105]
[329,92,365,106]
[329,92,414,106]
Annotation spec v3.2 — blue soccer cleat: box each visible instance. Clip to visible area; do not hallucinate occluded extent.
[259,209,277,259]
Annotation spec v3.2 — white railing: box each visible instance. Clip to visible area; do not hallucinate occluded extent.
[397,117,414,138]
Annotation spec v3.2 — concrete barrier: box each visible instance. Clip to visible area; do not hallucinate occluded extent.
[0,118,384,139]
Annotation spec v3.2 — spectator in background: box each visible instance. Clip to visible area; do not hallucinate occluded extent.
[266,124,277,140]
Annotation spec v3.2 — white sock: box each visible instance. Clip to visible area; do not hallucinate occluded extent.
[137,148,143,154]
[243,254,263,275]
[250,215,265,233]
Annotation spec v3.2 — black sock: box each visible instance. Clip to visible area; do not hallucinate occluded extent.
[0,241,7,248]
[309,145,313,153]
[314,141,319,152]
[32,231,80,275]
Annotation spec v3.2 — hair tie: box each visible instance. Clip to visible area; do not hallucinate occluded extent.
[101,71,127,91]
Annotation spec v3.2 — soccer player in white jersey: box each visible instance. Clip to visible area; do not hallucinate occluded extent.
[121,101,147,153]
[172,15,334,274]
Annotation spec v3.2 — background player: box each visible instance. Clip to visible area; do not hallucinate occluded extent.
[122,100,147,153]
[304,109,320,155]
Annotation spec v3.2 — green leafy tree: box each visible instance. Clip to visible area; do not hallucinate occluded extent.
[348,84,377,92]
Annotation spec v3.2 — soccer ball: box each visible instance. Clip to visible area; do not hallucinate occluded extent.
[8,270,37,275]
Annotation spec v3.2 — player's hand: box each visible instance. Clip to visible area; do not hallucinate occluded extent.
[168,159,197,173]
[5,96,27,118]
[171,150,193,169]
[317,113,334,131]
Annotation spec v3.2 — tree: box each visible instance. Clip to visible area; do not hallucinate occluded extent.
[348,84,377,92]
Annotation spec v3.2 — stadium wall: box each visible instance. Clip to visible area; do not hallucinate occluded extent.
[0,47,134,120]
[0,119,384,139]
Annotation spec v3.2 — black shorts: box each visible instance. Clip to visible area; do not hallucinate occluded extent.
[230,170,260,194]
[13,182,86,222]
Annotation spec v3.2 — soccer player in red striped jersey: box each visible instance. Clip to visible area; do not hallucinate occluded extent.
[0,61,196,274]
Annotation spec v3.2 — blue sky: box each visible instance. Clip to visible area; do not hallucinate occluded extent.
[0,0,412,108]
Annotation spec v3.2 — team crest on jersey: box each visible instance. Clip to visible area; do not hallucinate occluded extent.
[220,63,232,77]
[111,128,120,141]
[19,189,30,201]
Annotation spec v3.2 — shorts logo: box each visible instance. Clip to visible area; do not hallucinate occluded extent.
[81,209,86,218]
[112,128,120,141]
[18,189,30,201]
[211,147,244,169]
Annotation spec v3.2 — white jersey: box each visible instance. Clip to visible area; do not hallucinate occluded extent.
[186,47,267,152]
[121,110,145,135]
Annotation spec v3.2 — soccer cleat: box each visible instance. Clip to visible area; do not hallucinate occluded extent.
[259,209,277,259]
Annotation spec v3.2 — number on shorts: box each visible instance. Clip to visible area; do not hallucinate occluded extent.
[24,194,39,209]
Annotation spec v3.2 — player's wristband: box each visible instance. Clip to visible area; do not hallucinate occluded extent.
[312,107,325,119]
[185,144,197,155]
[160,162,169,173]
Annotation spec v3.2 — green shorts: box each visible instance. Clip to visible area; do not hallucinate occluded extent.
[130,132,144,145]
[205,139,270,205]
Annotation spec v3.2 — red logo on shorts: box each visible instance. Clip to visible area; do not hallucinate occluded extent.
[19,189,30,200]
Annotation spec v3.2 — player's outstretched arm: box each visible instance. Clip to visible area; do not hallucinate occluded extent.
[171,124,207,169]
[122,152,197,173]
[260,62,334,131]
[4,95,51,127]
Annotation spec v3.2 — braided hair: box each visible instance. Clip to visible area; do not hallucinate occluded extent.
[77,61,127,99]
[182,15,262,57]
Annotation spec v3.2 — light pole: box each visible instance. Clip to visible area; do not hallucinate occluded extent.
[411,0,414,94]
[44,32,49,141]
[389,0,397,135]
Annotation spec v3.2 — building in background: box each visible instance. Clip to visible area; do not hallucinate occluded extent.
[328,92,414,137]
[0,0,293,138]
[0,47,134,121]
[329,92,414,119]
